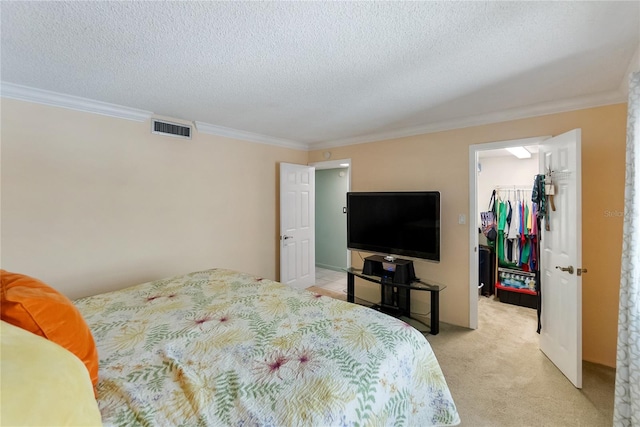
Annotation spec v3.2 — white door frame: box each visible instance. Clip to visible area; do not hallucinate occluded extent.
[309,158,352,270]
[468,137,550,329]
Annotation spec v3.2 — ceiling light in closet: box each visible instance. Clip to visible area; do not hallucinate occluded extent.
[505,146,532,159]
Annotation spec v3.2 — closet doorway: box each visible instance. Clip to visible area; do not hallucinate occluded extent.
[468,136,548,329]
[469,131,584,388]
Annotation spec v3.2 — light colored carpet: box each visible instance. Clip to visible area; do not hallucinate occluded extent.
[306,286,616,427]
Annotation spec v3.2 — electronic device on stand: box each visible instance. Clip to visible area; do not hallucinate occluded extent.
[362,254,416,315]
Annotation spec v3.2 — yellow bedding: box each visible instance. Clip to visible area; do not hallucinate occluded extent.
[0,321,102,426]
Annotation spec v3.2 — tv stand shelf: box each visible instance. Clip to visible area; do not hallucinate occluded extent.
[345,266,445,335]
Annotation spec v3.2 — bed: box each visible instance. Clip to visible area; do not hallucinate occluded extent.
[3,268,460,426]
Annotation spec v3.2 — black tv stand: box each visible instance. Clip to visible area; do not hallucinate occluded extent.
[346,256,446,335]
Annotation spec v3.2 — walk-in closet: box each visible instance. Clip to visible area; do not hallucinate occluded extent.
[477,146,540,310]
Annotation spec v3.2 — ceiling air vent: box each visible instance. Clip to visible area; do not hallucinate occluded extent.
[151,119,192,139]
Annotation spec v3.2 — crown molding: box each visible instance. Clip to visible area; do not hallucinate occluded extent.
[619,45,640,95]
[2,81,628,151]
[194,121,307,150]
[309,89,628,150]
[0,82,153,122]
[0,81,307,149]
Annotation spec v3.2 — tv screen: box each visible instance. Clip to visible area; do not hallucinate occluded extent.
[347,191,440,262]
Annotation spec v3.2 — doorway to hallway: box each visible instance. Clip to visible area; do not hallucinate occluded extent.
[311,159,351,274]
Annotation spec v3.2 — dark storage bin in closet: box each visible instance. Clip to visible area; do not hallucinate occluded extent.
[495,264,538,309]
[478,245,495,296]
[496,287,537,309]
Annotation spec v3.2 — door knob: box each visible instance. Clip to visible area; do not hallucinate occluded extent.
[282,235,293,240]
[555,265,574,274]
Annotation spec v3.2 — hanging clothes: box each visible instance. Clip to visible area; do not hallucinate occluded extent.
[529,203,538,272]
[497,198,507,263]
[503,197,516,265]
[507,198,520,264]
[532,174,546,219]
[493,188,540,269]
[520,201,531,271]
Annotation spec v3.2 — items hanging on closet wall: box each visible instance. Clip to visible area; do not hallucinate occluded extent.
[532,171,557,231]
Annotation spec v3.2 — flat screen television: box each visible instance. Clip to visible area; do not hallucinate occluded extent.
[347,191,440,262]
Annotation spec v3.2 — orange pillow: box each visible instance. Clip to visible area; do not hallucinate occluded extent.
[0,270,99,393]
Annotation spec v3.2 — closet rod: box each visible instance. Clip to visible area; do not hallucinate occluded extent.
[494,185,531,191]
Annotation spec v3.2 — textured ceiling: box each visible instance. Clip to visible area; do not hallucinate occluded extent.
[1,1,639,149]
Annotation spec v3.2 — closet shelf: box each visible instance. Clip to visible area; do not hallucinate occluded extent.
[495,282,537,296]
[498,266,536,277]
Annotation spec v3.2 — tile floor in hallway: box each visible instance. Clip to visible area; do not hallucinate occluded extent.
[314,267,347,294]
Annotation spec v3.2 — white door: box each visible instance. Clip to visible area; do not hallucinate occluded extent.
[539,129,583,388]
[280,163,315,289]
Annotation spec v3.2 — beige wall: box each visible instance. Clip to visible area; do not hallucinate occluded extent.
[1,97,625,367]
[477,154,539,218]
[1,98,306,299]
[310,104,627,367]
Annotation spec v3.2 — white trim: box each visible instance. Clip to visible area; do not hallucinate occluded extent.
[195,121,307,150]
[3,80,628,152]
[471,136,550,151]
[0,81,307,149]
[618,45,640,96]
[309,158,351,170]
[0,81,152,122]
[309,90,626,150]
[468,147,479,330]
[468,136,550,330]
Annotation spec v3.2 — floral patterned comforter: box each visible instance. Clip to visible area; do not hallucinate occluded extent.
[75,268,459,426]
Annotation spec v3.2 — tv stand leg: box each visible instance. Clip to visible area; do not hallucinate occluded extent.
[399,287,410,317]
[347,272,355,303]
[430,291,439,335]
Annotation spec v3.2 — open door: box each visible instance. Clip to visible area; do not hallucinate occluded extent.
[539,129,583,388]
[279,163,315,289]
